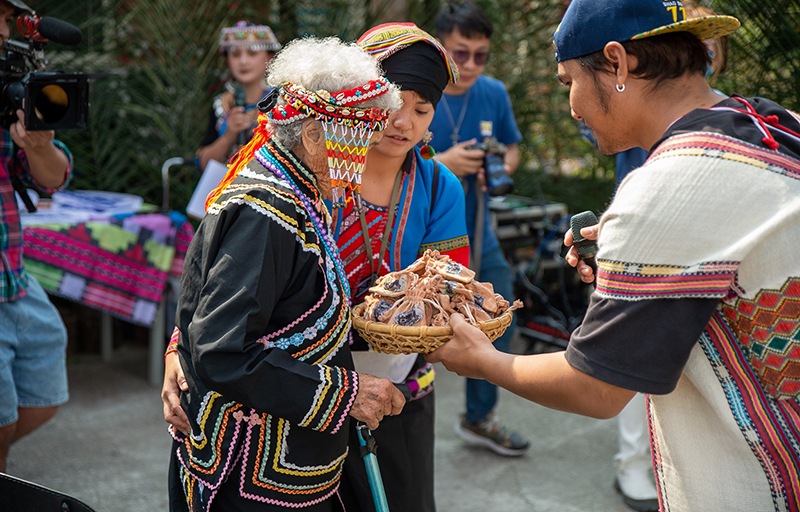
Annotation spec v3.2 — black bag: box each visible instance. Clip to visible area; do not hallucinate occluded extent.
[0,473,97,512]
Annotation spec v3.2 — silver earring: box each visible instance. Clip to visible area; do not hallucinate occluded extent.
[615,83,625,93]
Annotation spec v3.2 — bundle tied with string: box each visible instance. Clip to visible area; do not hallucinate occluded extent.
[205,78,393,211]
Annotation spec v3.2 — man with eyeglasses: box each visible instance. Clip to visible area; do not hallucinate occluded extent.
[427,0,529,457]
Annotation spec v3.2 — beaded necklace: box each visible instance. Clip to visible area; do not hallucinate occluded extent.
[255,143,351,299]
[269,141,320,202]
[278,140,318,184]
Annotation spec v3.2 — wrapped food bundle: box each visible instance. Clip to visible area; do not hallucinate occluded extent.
[352,250,521,354]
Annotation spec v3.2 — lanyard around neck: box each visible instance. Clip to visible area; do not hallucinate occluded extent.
[441,89,471,147]
[357,168,404,287]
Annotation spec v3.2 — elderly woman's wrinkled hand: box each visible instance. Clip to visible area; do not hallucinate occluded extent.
[425,313,496,379]
[349,374,406,430]
[162,351,190,435]
[564,223,599,283]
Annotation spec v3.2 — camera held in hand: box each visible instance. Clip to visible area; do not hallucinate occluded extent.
[466,136,514,196]
[0,14,92,131]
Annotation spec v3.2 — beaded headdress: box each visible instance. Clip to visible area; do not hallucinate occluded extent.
[266,77,392,206]
[205,77,393,210]
[219,21,281,53]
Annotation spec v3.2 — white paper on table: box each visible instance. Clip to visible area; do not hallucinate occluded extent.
[20,189,145,226]
[50,190,143,215]
[186,159,229,219]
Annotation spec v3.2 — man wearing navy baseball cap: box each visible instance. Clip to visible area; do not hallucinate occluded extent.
[428,1,800,511]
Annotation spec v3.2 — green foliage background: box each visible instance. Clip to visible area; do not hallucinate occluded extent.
[33,0,800,215]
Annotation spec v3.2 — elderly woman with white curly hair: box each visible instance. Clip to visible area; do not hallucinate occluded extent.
[167,37,404,512]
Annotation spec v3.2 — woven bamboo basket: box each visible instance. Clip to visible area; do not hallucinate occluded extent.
[351,303,514,355]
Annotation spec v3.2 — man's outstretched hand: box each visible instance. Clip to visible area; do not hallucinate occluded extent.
[425,313,498,379]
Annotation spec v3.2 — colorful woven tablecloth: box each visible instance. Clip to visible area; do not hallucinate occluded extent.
[22,213,194,326]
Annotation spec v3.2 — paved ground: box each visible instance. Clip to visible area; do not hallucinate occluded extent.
[7,340,632,511]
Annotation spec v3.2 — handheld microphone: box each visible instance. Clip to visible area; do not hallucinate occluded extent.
[36,17,83,46]
[570,210,599,283]
[233,85,248,146]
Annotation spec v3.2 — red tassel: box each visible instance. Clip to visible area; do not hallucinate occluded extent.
[419,144,435,160]
[762,136,780,150]
[205,114,273,211]
[765,115,779,125]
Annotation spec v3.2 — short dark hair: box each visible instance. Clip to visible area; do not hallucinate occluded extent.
[576,32,711,90]
[435,1,493,40]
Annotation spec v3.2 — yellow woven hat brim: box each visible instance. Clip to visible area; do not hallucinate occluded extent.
[632,15,740,41]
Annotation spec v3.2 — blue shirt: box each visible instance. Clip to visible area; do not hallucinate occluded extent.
[427,75,522,256]
[615,147,648,186]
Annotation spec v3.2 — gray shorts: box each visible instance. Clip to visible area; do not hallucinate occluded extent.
[0,275,69,427]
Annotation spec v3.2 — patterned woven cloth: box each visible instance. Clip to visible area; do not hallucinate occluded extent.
[22,213,193,326]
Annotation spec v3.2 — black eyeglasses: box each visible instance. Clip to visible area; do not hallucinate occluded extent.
[448,49,490,66]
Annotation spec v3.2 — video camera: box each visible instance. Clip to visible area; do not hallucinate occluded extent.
[466,135,514,197]
[465,120,514,196]
[0,13,89,131]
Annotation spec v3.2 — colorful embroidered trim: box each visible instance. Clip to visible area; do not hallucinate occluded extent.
[722,278,800,400]
[176,150,362,509]
[418,235,470,255]
[166,326,180,356]
[393,156,415,268]
[648,132,800,183]
[405,363,436,400]
[357,22,459,84]
[596,260,738,300]
[701,311,800,512]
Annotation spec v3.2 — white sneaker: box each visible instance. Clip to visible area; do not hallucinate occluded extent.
[615,464,658,512]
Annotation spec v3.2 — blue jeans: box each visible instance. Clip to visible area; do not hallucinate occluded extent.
[465,246,515,424]
[0,275,69,427]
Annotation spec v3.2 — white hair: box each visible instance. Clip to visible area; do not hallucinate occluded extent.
[266,37,401,149]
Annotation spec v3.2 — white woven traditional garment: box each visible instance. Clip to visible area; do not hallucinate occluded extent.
[597,131,800,512]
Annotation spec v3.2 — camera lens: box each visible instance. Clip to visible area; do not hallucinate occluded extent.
[485,154,514,196]
[34,84,70,124]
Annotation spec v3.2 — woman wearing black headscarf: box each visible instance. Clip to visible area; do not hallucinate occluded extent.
[336,24,468,512]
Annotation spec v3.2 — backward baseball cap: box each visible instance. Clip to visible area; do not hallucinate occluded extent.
[553,0,740,63]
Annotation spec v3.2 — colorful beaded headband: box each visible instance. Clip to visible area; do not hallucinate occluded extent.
[266,78,392,130]
[219,21,281,52]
